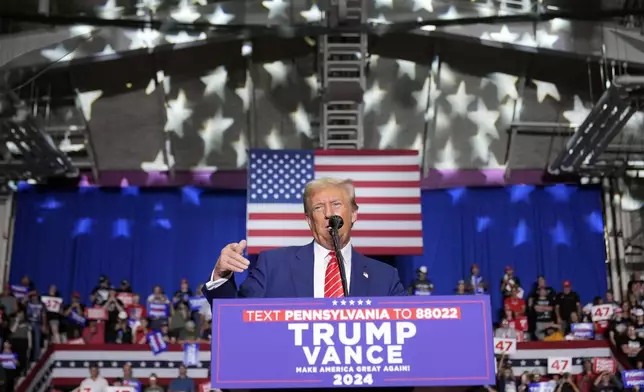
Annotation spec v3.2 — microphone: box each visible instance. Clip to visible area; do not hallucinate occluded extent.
[328,215,344,231]
[327,215,349,297]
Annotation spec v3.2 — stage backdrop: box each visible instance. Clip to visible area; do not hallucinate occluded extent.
[10,185,607,317]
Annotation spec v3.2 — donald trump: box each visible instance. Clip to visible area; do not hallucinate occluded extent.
[204,177,406,300]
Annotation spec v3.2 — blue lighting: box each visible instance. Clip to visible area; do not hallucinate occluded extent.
[113,219,131,238]
[122,186,139,197]
[476,216,491,232]
[182,186,202,206]
[550,221,571,246]
[446,187,466,204]
[72,218,93,236]
[509,184,535,203]
[586,211,605,234]
[513,219,529,246]
[546,184,576,202]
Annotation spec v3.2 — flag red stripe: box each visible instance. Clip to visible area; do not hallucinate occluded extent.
[315,150,419,156]
[316,165,419,172]
[351,181,420,188]
[248,230,422,238]
[248,213,422,220]
[248,246,425,255]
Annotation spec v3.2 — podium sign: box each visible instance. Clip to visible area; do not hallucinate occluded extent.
[211,296,495,389]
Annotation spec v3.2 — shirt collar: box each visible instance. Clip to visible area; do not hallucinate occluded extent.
[313,240,352,264]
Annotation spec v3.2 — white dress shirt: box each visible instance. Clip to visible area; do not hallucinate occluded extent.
[205,241,352,297]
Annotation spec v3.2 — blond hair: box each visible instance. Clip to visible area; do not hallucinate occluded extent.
[302,177,359,215]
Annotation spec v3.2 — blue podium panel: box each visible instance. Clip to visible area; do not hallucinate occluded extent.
[211,296,495,389]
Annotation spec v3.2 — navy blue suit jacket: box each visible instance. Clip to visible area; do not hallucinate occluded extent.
[207,243,411,392]
[205,242,406,302]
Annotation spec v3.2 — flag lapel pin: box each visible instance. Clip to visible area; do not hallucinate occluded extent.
[363,272,369,279]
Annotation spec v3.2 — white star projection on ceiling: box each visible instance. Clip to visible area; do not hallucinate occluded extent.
[263,61,290,87]
[446,81,475,116]
[200,110,234,157]
[301,4,323,22]
[209,5,235,25]
[563,96,592,127]
[164,90,193,137]
[201,66,228,99]
[170,0,201,23]
[290,105,313,138]
[76,90,103,122]
[263,0,290,20]
[412,0,434,12]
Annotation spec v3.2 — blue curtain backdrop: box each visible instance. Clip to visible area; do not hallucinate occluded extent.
[10,184,607,317]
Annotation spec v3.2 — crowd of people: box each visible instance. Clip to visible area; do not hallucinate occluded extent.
[1,265,641,391]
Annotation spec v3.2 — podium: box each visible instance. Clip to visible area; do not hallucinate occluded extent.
[210,296,495,390]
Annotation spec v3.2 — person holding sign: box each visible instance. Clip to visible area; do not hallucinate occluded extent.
[205,178,406,299]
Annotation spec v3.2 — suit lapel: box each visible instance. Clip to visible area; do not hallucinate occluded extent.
[349,248,370,297]
[292,242,315,297]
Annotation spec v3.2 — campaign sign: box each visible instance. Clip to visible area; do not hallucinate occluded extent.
[211,296,495,389]
[622,370,644,387]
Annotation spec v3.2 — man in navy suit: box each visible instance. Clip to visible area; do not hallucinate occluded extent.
[204,177,407,300]
[205,178,411,392]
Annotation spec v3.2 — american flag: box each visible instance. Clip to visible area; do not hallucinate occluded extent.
[246,149,423,255]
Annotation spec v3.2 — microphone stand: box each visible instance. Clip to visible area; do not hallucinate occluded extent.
[330,228,349,297]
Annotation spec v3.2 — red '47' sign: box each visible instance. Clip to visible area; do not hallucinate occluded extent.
[493,338,517,354]
[547,357,572,374]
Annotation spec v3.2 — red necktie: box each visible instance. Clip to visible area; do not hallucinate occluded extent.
[324,251,345,298]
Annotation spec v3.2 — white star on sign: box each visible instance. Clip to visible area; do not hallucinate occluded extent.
[208,5,235,25]
[488,25,519,43]
[467,98,500,139]
[532,80,561,103]
[262,0,289,19]
[340,300,347,305]
[363,81,386,114]
[349,300,355,305]
[563,95,591,127]
[265,127,284,149]
[365,299,372,305]
[396,60,416,80]
[263,61,289,88]
[446,81,475,116]
[75,90,103,121]
[164,90,192,137]
[200,110,233,155]
[200,66,228,99]
[357,299,364,305]
[290,104,312,138]
[232,132,248,168]
[301,4,323,22]
[378,114,401,149]
[332,300,338,306]
[412,0,433,12]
